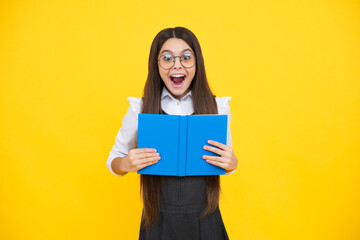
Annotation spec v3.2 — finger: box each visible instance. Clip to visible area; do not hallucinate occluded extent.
[133,148,157,154]
[205,159,226,169]
[203,145,224,156]
[137,152,160,160]
[136,156,161,164]
[138,159,160,170]
[207,140,230,151]
[202,155,223,162]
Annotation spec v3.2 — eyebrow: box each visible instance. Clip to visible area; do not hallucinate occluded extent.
[160,48,193,55]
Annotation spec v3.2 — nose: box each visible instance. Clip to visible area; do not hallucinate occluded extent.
[172,56,182,69]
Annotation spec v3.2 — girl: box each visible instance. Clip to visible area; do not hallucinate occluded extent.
[106,26,238,240]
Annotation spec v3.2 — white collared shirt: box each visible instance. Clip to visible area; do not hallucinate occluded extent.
[106,86,235,176]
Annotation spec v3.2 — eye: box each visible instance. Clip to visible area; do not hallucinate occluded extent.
[162,54,173,61]
[182,53,192,60]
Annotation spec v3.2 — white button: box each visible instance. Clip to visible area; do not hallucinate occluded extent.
[177,102,179,106]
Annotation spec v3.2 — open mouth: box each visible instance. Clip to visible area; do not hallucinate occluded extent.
[170,74,186,88]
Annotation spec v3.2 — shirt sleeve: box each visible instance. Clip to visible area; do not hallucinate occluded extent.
[216,96,235,176]
[106,97,141,176]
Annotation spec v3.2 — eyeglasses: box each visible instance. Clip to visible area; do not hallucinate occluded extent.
[157,53,196,70]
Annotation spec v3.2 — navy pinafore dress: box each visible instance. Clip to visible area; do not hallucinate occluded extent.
[139,109,229,240]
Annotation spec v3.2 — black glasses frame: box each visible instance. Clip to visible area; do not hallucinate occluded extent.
[157,53,196,70]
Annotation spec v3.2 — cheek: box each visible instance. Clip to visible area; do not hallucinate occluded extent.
[192,69,196,77]
[159,69,168,81]
[188,69,196,81]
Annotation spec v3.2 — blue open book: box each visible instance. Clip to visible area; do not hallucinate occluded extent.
[137,114,227,176]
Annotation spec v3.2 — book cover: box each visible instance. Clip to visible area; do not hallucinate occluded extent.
[137,114,227,176]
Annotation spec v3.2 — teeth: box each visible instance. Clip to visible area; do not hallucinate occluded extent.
[171,74,185,77]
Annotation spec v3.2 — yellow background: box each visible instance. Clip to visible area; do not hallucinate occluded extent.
[1,0,359,239]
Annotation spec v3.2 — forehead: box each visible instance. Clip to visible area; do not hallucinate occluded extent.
[159,38,193,55]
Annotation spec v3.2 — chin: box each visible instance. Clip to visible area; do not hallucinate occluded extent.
[167,86,185,96]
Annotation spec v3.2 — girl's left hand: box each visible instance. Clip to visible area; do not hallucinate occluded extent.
[202,140,238,173]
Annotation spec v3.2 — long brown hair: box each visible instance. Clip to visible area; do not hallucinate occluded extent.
[140,26,221,228]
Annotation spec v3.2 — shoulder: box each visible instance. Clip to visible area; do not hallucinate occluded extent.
[215,96,231,115]
[126,97,143,114]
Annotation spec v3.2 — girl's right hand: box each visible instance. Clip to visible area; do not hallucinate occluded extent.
[121,148,161,172]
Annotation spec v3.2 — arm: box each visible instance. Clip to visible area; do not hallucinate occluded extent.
[106,104,138,177]
[106,97,161,176]
[205,96,237,175]
[111,157,128,176]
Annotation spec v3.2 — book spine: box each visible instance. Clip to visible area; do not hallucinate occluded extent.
[178,116,187,176]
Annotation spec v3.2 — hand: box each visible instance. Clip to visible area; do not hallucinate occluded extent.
[121,148,161,172]
[202,140,237,173]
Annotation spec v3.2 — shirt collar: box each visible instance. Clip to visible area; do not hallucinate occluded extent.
[161,86,192,101]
